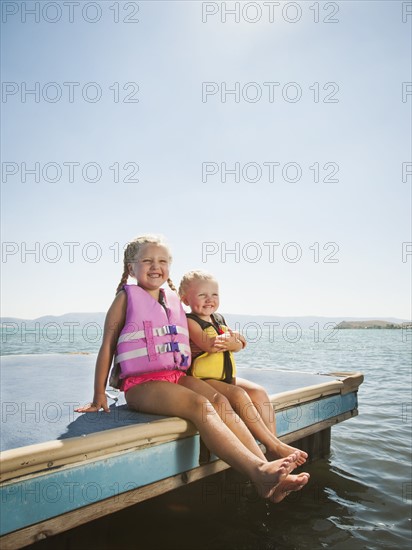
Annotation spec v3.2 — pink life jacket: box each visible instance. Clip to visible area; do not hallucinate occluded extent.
[115,285,191,379]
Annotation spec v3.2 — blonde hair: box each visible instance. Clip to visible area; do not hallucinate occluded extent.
[116,234,177,294]
[178,270,217,298]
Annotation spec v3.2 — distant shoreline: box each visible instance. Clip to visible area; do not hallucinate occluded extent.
[1,313,410,330]
[336,320,409,330]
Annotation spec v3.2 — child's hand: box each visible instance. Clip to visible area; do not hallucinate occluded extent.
[213,333,231,350]
[75,393,110,413]
[230,329,246,350]
[213,330,241,351]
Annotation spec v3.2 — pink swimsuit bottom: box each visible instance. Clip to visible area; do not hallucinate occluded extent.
[121,369,186,393]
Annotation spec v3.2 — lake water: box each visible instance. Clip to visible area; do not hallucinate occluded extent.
[1,327,411,549]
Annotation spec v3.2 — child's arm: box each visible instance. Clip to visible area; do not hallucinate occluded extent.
[187,319,245,354]
[76,292,127,413]
[187,317,219,353]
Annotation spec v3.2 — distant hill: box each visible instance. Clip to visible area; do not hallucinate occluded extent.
[223,314,409,329]
[336,320,407,329]
[1,313,106,327]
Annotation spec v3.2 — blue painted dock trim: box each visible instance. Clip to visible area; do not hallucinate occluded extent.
[1,436,201,536]
[276,392,357,436]
[0,392,357,536]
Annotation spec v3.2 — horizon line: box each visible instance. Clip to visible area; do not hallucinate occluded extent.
[0,312,410,323]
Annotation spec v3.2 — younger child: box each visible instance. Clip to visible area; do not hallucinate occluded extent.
[179,270,307,464]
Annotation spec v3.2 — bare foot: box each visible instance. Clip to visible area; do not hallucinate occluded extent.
[265,441,308,466]
[268,472,310,503]
[252,451,300,499]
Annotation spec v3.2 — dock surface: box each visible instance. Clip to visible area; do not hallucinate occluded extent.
[0,354,363,548]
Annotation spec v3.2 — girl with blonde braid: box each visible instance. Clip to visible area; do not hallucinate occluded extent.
[76,235,309,503]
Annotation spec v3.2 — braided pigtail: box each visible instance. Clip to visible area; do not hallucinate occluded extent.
[167,278,178,293]
[115,267,130,295]
[115,240,140,295]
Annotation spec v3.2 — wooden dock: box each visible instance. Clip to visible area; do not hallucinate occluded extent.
[0,354,363,549]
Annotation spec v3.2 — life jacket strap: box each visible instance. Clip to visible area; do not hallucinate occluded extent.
[117,324,189,344]
[144,320,157,361]
[115,343,191,365]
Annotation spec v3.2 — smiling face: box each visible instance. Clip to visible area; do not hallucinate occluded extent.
[128,243,170,297]
[182,279,219,320]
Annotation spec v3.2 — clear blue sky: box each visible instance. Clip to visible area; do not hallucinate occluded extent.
[1,0,411,320]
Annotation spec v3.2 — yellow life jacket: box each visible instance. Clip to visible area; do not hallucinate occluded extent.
[186,313,235,382]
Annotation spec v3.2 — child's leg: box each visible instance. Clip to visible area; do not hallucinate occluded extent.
[235,377,277,435]
[125,380,309,502]
[236,378,309,463]
[206,378,308,465]
[178,375,266,460]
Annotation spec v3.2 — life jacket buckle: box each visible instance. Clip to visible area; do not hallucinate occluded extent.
[180,354,189,367]
[167,342,180,352]
[168,324,178,335]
